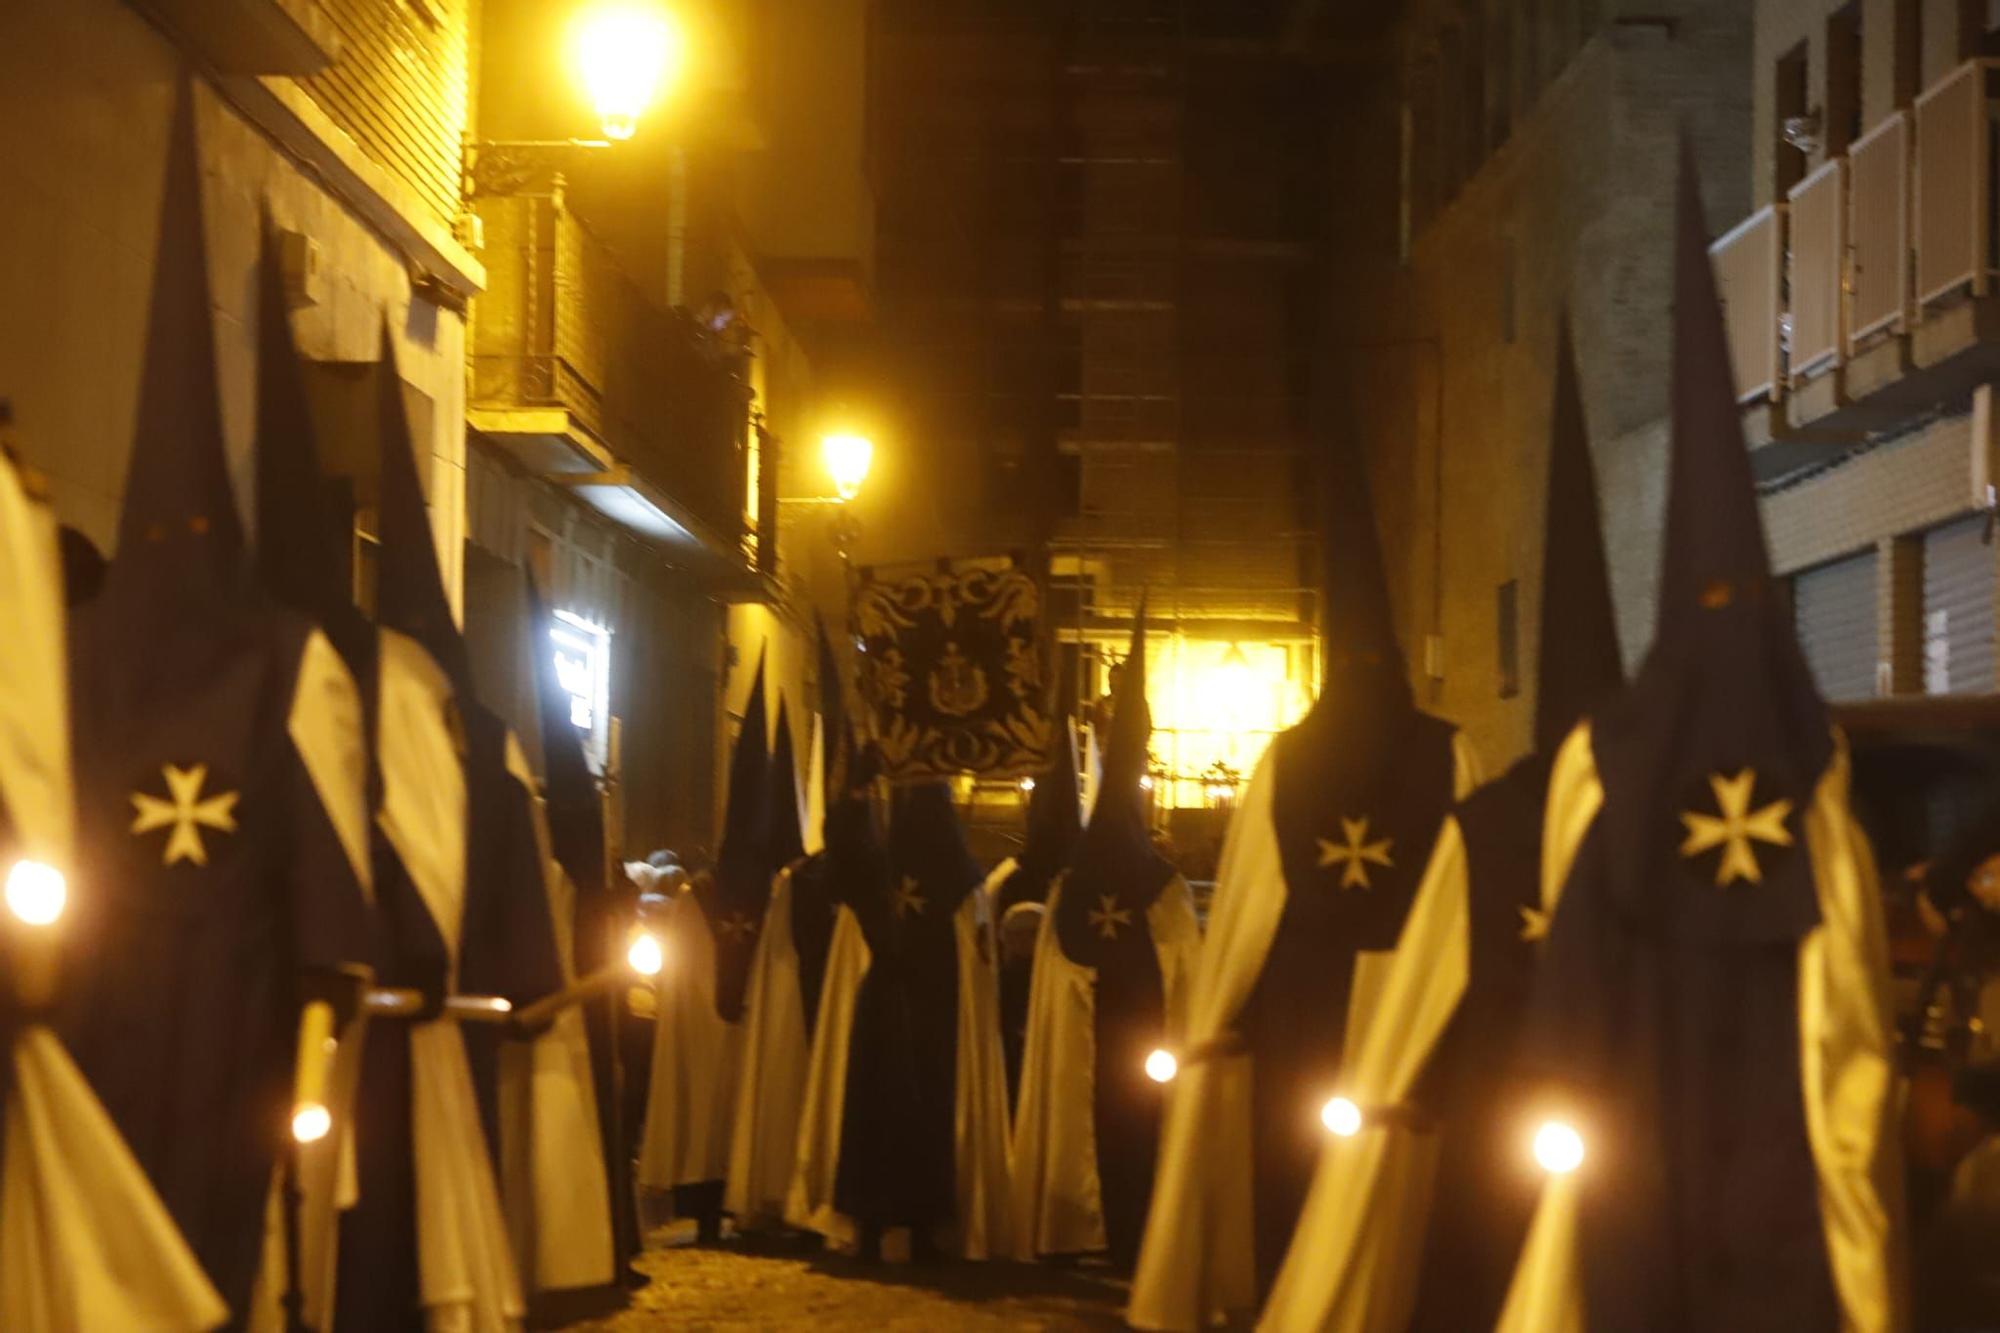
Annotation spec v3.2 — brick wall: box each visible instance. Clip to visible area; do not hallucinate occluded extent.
[299,0,469,228]
[1339,0,1752,765]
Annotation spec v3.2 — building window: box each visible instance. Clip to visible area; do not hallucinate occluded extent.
[551,609,614,768]
[1497,579,1520,699]
[1775,41,1809,197]
[1826,4,1864,157]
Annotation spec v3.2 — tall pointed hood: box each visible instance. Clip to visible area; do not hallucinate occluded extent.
[815,613,848,806]
[1592,143,1830,931]
[374,323,470,689]
[1021,713,1084,883]
[715,648,771,892]
[1532,317,1624,756]
[525,570,606,899]
[106,79,243,609]
[1057,600,1175,963]
[888,781,982,921]
[253,217,354,629]
[769,697,807,871]
[1320,443,1409,700]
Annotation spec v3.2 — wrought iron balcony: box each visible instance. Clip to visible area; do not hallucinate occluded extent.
[470,191,756,586]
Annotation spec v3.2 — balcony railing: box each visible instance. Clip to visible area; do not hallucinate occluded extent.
[472,193,750,551]
[1788,158,1845,385]
[1848,110,1912,350]
[1710,205,1784,405]
[1915,59,2000,309]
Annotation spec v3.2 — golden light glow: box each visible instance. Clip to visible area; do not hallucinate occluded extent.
[1019,776,1036,794]
[1144,1048,1178,1083]
[292,1102,333,1144]
[574,4,681,141]
[1321,1095,1362,1137]
[822,432,874,501]
[1099,634,1307,810]
[5,859,66,926]
[1532,1119,1585,1174]
[627,931,665,977]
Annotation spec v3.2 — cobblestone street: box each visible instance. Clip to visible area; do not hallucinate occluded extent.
[569,1233,1129,1331]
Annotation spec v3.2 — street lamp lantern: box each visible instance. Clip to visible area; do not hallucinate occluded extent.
[822,431,874,502]
[574,4,681,141]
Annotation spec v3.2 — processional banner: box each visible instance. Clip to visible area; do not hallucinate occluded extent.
[852,559,1051,782]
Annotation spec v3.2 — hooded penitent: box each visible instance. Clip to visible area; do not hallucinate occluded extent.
[1262,317,1625,1333]
[790,618,849,1033]
[521,569,635,1283]
[994,708,1085,915]
[1010,602,1201,1268]
[724,688,840,1231]
[1128,407,1478,1332]
[60,84,376,1321]
[639,653,767,1218]
[834,782,982,1235]
[1498,147,1902,1333]
[375,322,568,1173]
[0,387,228,1329]
[250,216,462,1333]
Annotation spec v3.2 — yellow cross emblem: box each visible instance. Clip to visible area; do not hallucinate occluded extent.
[1678,768,1794,887]
[1088,893,1133,940]
[893,876,927,919]
[716,911,758,941]
[1317,816,1394,890]
[1518,904,1550,942]
[130,763,240,867]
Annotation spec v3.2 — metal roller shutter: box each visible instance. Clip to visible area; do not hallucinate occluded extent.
[1793,549,1879,701]
[1923,514,1997,695]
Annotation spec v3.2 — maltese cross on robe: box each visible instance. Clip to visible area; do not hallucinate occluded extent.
[130,762,240,867]
[1317,816,1394,890]
[1678,768,1794,888]
[1088,893,1133,940]
[893,876,927,919]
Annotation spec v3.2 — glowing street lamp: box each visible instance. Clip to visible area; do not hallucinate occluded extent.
[574,4,682,141]
[822,432,874,502]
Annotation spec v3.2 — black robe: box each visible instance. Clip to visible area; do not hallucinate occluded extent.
[832,788,973,1234]
[1240,704,1458,1292]
[788,851,838,1038]
[1405,754,1551,1331]
[63,593,375,1317]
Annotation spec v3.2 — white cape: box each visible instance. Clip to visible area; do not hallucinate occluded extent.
[726,864,812,1229]
[785,891,1013,1258]
[0,1028,228,1332]
[1128,733,1479,1331]
[377,628,525,1332]
[638,892,743,1192]
[1009,873,1202,1260]
[498,735,614,1296]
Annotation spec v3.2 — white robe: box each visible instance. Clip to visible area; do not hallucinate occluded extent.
[497,737,615,1297]
[1127,733,1480,1332]
[784,891,1014,1258]
[725,865,813,1229]
[376,629,525,1333]
[1009,873,1202,1260]
[638,891,744,1193]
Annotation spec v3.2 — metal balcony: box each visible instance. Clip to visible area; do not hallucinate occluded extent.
[469,192,757,590]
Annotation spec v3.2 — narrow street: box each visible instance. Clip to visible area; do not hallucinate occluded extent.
[573,1233,1128,1331]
